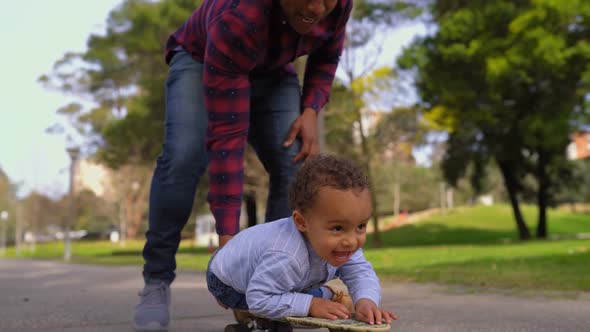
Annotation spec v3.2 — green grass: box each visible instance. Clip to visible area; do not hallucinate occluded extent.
[3,204,589,293]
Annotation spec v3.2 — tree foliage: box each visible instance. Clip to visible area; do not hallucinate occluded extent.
[400,0,590,239]
[40,0,203,168]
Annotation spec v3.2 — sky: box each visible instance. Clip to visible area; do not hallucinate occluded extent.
[0,0,425,199]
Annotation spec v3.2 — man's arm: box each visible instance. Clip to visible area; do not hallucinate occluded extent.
[301,0,353,112]
[203,10,261,237]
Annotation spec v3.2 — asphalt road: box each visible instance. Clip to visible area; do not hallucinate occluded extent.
[0,259,588,332]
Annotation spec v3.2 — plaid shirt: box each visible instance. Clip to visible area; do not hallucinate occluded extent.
[165,0,352,235]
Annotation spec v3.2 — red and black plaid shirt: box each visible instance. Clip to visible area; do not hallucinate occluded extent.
[165,0,352,235]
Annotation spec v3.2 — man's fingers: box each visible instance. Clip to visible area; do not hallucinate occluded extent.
[283,123,300,147]
[293,140,310,162]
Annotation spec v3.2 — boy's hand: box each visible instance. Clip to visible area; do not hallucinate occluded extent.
[309,297,350,320]
[355,299,398,325]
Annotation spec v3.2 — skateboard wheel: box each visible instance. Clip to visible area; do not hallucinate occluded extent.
[274,322,293,332]
[224,323,250,332]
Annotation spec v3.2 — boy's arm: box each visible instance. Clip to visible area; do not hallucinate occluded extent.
[338,249,382,306]
[246,251,313,319]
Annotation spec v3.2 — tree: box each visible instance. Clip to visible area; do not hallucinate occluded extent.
[373,106,429,215]
[40,1,206,234]
[40,0,202,168]
[327,0,430,246]
[400,0,590,239]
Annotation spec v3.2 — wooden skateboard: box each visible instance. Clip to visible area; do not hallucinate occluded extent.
[225,309,391,332]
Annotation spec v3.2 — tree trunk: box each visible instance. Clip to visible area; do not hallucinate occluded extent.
[439,182,446,213]
[354,107,381,247]
[446,188,454,209]
[393,160,400,216]
[498,160,531,240]
[535,152,549,239]
[393,182,400,216]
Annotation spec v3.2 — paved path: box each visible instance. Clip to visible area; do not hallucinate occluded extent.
[0,259,589,331]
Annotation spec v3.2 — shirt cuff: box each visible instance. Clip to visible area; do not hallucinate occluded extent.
[211,207,241,235]
[291,293,314,317]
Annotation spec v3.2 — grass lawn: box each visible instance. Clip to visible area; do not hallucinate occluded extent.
[3,204,589,292]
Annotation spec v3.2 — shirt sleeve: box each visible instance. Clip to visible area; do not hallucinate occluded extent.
[301,1,353,112]
[203,10,260,236]
[246,251,313,319]
[338,248,382,306]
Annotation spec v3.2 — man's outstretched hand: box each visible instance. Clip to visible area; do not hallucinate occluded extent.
[283,107,319,163]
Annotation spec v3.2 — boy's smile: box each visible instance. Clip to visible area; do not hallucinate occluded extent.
[293,187,372,267]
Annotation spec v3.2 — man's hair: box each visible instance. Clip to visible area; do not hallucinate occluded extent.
[288,154,369,212]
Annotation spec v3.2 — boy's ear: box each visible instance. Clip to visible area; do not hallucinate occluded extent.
[292,210,307,232]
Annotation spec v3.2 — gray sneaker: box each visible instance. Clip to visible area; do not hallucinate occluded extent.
[133,282,171,331]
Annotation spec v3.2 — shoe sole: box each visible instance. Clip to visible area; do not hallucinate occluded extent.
[134,321,168,332]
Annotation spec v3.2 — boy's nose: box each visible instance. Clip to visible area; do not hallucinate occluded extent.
[341,237,356,250]
[306,0,326,18]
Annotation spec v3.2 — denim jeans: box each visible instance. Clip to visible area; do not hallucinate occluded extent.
[142,50,302,283]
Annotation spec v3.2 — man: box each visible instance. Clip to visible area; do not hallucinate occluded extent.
[134,0,352,331]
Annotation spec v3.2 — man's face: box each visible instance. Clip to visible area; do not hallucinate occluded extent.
[293,187,371,267]
[279,0,339,34]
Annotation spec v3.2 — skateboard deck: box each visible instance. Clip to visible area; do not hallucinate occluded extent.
[227,310,391,332]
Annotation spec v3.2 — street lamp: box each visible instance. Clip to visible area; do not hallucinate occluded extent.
[0,210,8,256]
[64,145,80,261]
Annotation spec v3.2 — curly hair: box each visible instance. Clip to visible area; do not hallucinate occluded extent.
[288,154,369,212]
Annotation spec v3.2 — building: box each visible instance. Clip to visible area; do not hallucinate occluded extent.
[74,160,113,197]
[567,131,590,160]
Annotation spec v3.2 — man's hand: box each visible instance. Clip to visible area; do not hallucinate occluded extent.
[355,299,397,325]
[283,107,319,162]
[309,297,350,320]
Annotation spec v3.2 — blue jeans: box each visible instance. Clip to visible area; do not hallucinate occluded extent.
[143,50,302,283]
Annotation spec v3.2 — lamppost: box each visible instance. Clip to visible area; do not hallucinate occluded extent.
[0,210,8,256]
[64,145,80,261]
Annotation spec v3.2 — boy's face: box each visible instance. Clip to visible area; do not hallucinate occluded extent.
[279,0,338,34]
[293,187,371,267]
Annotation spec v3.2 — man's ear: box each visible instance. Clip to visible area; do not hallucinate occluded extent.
[292,210,307,232]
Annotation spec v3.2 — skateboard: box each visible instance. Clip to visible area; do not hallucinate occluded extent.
[225,310,391,332]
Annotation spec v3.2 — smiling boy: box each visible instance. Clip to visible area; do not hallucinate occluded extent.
[207,155,397,325]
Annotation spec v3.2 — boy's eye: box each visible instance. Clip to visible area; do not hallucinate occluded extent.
[331,225,343,231]
[357,223,367,231]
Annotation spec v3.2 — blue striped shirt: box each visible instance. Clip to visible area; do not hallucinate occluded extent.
[209,217,382,318]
